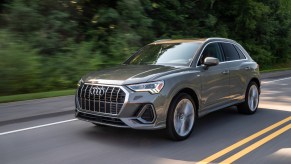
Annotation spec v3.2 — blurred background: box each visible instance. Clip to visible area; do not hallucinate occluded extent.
[0,0,290,96]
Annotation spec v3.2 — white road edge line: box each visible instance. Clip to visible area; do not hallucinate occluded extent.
[0,119,77,136]
[262,77,291,84]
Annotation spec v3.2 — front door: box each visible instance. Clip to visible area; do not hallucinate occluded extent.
[197,42,230,110]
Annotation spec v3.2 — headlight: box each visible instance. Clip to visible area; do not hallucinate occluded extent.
[127,81,164,94]
[77,79,84,87]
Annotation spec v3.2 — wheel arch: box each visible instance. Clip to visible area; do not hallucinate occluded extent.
[249,77,261,94]
[168,88,199,117]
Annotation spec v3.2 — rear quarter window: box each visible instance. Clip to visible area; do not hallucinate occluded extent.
[220,43,240,61]
[234,45,246,59]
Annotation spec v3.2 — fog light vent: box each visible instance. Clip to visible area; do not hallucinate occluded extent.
[137,104,156,124]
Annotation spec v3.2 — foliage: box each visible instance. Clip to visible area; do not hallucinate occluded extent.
[39,41,103,90]
[0,30,40,95]
[0,0,290,95]
[5,0,77,55]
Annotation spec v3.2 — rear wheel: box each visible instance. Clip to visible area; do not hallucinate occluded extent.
[166,93,196,141]
[237,81,259,114]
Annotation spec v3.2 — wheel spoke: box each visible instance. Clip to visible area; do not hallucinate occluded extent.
[252,99,256,109]
[175,117,182,132]
[179,119,186,134]
[252,88,256,97]
[173,98,195,137]
[248,85,258,111]
[184,103,193,116]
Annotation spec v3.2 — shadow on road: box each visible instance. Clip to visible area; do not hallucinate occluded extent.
[261,83,291,106]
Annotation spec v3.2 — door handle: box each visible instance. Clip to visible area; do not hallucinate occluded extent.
[222,70,229,75]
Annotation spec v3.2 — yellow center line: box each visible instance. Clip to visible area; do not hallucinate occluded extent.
[197,116,291,164]
[220,123,291,164]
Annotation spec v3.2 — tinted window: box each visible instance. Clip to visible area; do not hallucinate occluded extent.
[221,43,240,61]
[198,43,224,65]
[234,45,246,59]
[125,43,201,66]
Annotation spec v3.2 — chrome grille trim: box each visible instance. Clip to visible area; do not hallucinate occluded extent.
[88,85,92,111]
[110,87,114,114]
[93,85,96,111]
[116,88,121,115]
[98,86,101,112]
[104,87,109,113]
[77,83,128,116]
[84,85,88,110]
[79,84,84,109]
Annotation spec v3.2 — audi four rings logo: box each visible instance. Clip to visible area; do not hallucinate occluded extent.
[90,87,105,96]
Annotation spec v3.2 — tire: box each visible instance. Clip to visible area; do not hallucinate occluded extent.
[166,93,196,141]
[237,81,259,114]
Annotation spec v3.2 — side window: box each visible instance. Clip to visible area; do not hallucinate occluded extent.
[221,43,240,61]
[198,43,224,65]
[234,45,246,59]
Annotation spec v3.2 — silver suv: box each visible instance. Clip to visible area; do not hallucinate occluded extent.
[75,38,260,140]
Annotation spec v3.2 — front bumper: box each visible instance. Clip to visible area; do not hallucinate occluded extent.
[75,85,167,130]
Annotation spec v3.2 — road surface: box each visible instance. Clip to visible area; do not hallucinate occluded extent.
[0,77,290,164]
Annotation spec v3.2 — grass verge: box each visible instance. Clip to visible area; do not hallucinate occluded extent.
[261,67,291,73]
[0,89,75,103]
[261,60,291,73]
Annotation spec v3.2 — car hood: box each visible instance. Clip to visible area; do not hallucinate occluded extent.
[82,65,189,85]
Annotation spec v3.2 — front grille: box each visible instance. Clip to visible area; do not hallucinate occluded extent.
[77,84,126,115]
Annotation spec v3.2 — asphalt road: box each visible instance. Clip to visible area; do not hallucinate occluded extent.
[0,77,291,164]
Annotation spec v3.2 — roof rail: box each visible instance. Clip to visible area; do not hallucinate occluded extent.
[206,37,235,42]
[154,39,172,43]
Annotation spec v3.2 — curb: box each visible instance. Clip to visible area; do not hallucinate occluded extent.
[0,95,75,124]
[0,110,74,126]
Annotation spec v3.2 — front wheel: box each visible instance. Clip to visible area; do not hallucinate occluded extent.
[237,81,260,114]
[166,93,196,141]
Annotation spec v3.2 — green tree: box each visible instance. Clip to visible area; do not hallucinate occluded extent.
[5,0,77,55]
[0,30,40,95]
[209,0,290,67]
[39,41,103,90]
[70,0,154,63]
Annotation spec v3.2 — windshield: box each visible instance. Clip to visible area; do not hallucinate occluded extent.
[124,42,202,66]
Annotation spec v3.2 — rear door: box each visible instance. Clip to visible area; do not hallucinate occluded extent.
[220,43,248,102]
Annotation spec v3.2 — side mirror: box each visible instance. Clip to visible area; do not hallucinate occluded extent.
[203,57,219,69]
